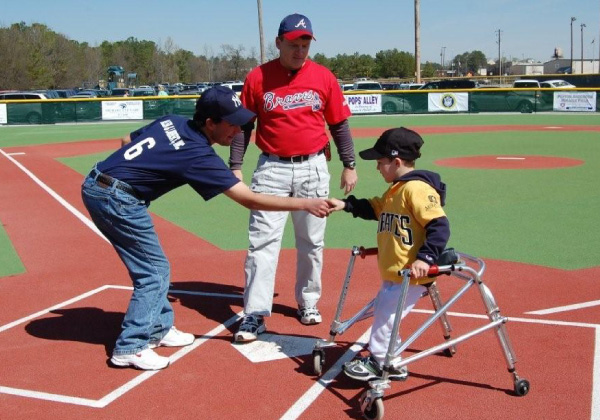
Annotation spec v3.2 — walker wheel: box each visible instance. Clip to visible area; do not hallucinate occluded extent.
[514,378,530,396]
[312,349,325,375]
[360,390,384,420]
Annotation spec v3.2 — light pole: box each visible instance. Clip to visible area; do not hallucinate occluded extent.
[581,23,586,74]
[570,17,576,73]
[442,46,446,70]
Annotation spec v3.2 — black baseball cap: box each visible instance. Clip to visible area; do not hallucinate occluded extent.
[278,13,316,40]
[359,127,424,161]
[195,86,255,126]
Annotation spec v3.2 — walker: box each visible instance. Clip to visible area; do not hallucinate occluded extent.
[311,246,530,420]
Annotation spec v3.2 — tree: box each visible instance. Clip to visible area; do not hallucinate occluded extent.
[374,49,414,78]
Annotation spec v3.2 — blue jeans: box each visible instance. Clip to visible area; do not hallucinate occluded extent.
[81,172,173,355]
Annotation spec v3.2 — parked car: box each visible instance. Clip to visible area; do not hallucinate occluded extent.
[220,82,244,94]
[381,83,402,90]
[352,80,383,91]
[70,91,99,98]
[109,88,131,97]
[130,87,156,97]
[341,83,354,91]
[419,79,478,90]
[512,80,540,88]
[0,91,54,124]
[540,79,576,89]
[55,89,77,98]
[399,83,424,90]
[469,88,541,113]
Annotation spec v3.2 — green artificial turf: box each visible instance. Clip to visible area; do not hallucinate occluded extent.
[0,222,25,277]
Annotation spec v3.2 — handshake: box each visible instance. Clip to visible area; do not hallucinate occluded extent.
[304,198,346,218]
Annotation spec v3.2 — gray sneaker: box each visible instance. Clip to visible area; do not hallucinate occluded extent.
[297,306,322,325]
[343,355,408,382]
[234,315,266,343]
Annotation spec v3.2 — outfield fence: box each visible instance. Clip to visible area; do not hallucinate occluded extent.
[1,88,599,125]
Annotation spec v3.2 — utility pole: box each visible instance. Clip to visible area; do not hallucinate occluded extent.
[581,23,586,74]
[442,46,446,71]
[415,0,421,83]
[495,29,502,79]
[256,0,266,64]
[570,17,576,73]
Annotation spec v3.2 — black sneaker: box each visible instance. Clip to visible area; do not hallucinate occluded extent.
[343,355,408,382]
[234,315,266,343]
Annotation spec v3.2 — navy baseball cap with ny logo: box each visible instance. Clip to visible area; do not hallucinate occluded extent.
[278,13,316,40]
[196,86,255,126]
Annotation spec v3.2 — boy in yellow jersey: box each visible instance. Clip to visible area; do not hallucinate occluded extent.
[328,127,450,381]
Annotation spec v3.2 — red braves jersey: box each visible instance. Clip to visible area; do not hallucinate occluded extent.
[241,58,351,156]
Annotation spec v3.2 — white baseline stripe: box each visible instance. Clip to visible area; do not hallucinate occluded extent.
[0,386,102,408]
[0,148,107,243]
[279,329,370,420]
[496,157,525,160]
[0,285,133,333]
[525,300,600,315]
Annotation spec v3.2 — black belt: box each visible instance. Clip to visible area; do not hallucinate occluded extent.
[261,148,324,163]
[90,169,140,199]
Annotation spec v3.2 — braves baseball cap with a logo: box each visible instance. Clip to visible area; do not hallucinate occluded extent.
[196,86,255,126]
[278,13,316,40]
[359,127,424,161]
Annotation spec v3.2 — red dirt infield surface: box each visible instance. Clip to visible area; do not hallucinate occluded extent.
[435,155,585,169]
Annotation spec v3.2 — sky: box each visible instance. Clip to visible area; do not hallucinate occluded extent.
[2,0,599,66]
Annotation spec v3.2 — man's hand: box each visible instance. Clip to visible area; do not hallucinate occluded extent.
[305,198,333,218]
[340,168,358,195]
[410,259,431,279]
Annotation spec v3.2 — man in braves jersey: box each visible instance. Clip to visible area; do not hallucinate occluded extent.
[328,127,450,381]
[229,13,358,342]
[81,86,332,370]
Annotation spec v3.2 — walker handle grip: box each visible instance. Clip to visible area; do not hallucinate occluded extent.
[359,247,378,258]
[427,265,440,277]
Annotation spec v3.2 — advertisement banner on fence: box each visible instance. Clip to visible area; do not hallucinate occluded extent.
[428,92,468,112]
[101,101,144,120]
[0,104,7,124]
[345,94,382,114]
[553,91,596,112]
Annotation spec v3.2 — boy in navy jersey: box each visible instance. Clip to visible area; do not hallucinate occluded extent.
[82,86,331,370]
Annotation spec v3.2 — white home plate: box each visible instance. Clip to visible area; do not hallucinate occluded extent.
[232,333,317,363]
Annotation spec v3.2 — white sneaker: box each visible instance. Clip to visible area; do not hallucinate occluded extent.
[149,327,195,349]
[297,306,322,325]
[110,348,170,370]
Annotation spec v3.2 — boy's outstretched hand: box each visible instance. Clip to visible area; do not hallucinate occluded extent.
[410,259,431,279]
[326,198,345,212]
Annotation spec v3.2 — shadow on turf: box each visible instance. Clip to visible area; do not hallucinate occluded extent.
[25,307,123,356]
[170,280,308,335]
